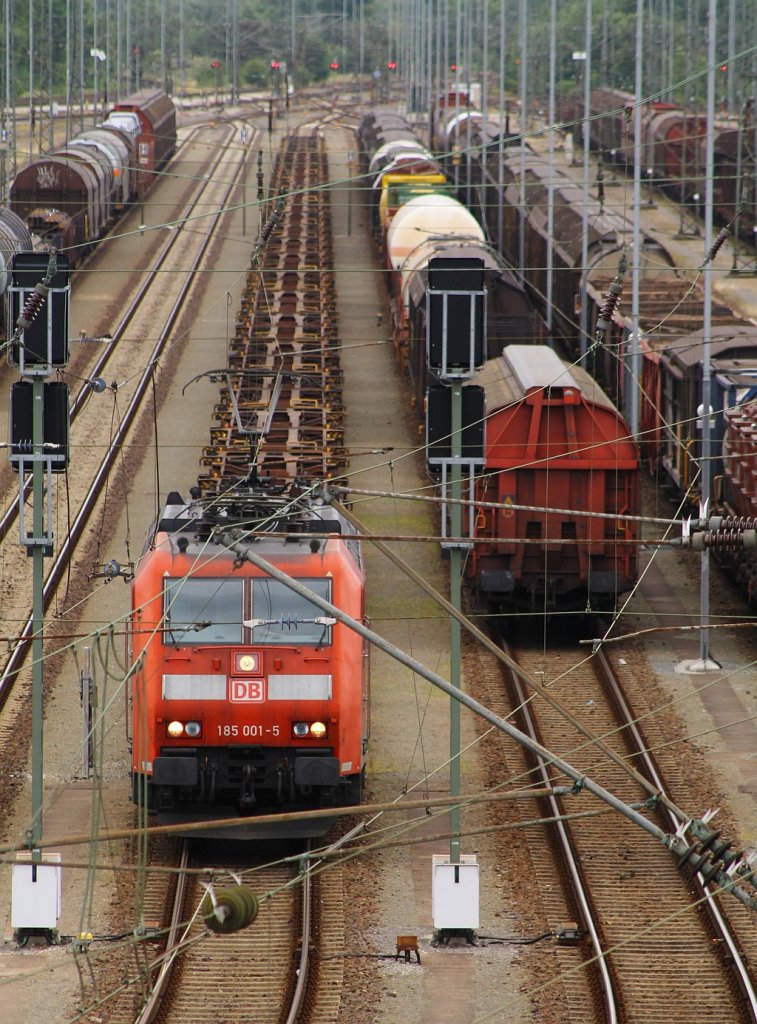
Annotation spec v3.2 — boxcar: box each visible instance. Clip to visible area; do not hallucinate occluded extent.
[469,344,639,613]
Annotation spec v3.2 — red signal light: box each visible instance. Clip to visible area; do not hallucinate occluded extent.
[330,61,340,71]
[270,60,280,70]
[387,60,397,71]
[450,62,458,72]
[210,60,221,69]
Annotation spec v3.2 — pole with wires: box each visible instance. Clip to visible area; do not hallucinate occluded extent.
[629,0,643,439]
[6,248,70,942]
[692,0,720,673]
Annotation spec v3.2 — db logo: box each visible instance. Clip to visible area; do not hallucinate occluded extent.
[230,678,265,703]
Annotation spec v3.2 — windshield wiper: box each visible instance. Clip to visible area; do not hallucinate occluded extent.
[242,615,336,630]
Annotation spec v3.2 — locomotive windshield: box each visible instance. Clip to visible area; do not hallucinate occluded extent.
[164,578,244,644]
[250,578,332,645]
[162,577,332,646]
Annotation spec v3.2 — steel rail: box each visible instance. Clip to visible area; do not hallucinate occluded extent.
[593,644,757,1020]
[134,844,313,1024]
[501,639,619,1024]
[284,843,314,1024]
[503,632,757,1022]
[132,841,191,1024]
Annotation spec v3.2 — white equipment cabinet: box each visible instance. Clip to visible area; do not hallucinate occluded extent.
[11,852,62,930]
[431,853,479,930]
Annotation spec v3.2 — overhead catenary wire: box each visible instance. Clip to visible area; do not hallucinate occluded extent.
[1,105,741,839]
[4,58,757,1024]
[10,49,757,856]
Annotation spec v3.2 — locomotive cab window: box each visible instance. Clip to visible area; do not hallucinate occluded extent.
[164,578,244,645]
[250,578,332,645]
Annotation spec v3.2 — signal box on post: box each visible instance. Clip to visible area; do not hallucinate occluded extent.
[426,256,485,378]
[10,380,69,472]
[8,252,70,372]
[425,384,485,465]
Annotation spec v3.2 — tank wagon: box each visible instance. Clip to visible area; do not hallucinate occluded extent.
[357,109,447,237]
[385,192,541,405]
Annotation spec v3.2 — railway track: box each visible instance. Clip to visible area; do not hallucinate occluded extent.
[73,836,310,1024]
[98,832,349,1024]
[61,116,353,1022]
[472,627,757,1023]
[0,119,253,714]
[139,845,307,1024]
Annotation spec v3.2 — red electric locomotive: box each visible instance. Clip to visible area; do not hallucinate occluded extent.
[129,486,368,838]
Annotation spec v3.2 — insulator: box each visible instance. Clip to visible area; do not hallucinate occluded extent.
[678,841,701,869]
[201,885,258,933]
[696,854,722,885]
[16,283,50,330]
[705,227,729,264]
[596,168,605,206]
[708,516,757,532]
[697,828,722,854]
[689,528,757,551]
[594,254,627,342]
[709,837,733,863]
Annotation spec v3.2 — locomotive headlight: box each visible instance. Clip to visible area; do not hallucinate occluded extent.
[184,721,201,738]
[167,720,184,737]
[235,652,260,673]
[293,721,328,739]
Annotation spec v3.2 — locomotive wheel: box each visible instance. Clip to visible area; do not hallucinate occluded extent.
[202,885,258,933]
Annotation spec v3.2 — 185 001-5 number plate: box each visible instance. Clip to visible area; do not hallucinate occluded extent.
[217,724,281,737]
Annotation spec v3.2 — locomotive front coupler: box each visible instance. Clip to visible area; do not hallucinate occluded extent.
[276,762,296,803]
[199,761,217,803]
[239,764,256,808]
